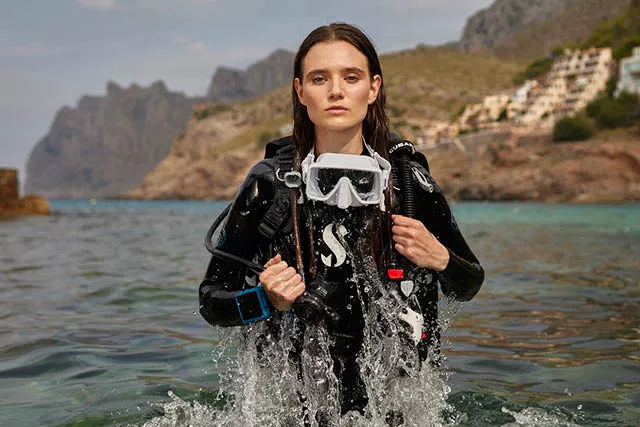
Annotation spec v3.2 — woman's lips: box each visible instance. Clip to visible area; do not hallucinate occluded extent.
[325,106,348,113]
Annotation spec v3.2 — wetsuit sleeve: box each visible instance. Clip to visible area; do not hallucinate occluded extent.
[199,159,277,326]
[413,153,485,301]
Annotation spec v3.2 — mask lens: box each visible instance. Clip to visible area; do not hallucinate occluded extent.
[315,168,376,196]
[316,169,342,195]
[346,170,375,195]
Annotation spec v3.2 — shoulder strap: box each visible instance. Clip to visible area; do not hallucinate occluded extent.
[258,138,295,240]
[264,135,294,159]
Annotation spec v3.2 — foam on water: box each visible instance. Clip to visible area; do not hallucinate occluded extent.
[500,407,581,427]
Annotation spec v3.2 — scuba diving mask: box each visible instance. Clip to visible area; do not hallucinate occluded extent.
[301,143,391,210]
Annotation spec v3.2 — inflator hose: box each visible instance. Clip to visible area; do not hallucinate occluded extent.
[396,152,416,219]
[389,136,416,220]
[204,204,266,276]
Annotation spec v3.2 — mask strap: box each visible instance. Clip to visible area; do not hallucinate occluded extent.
[300,149,315,184]
[363,137,391,212]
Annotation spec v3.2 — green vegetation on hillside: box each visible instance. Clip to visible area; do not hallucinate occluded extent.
[586,92,640,129]
[513,56,555,85]
[209,115,291,158]
[581,0,640,60]
[193,104,232,120]
[553,91,640,142]
[516,0,640,85]
[553,115,596,142]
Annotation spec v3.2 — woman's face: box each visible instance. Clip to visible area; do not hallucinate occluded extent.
[294,40,381,134]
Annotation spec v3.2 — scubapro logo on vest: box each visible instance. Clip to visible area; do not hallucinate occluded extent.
[320,223,348,267]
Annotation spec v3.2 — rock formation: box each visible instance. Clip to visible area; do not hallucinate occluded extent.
[206,49,294,102]
[425,130,640,203]
[24,49,294,200]
[25,81,200,199]
[0,169,50,216]
[124,89,291,200]
[491,0,630,58]
[459,0,630,57]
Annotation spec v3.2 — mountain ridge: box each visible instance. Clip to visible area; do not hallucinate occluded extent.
[460,0,631,58]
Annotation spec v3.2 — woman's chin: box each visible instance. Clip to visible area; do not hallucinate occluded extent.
[315,118,363,133]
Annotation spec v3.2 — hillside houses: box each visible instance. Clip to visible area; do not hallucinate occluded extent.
[454,47,615,134]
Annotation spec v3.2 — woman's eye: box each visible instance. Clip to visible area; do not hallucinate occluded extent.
[312,76,325,84]
[346,75,359,82]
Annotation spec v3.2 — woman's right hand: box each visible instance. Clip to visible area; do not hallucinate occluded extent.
[259,254,305,311]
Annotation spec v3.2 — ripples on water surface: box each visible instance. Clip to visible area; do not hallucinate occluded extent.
[0,201,638,426]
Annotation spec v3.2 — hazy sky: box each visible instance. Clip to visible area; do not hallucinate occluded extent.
[0,0,493,183]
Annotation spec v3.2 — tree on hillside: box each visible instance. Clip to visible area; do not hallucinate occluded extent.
[586,92,640,129]
[582,0,640,60]
[553,115,596,142]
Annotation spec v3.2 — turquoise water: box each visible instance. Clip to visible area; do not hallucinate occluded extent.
[0,201,638,426]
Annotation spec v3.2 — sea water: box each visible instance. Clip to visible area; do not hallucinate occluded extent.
[0,201,638,426]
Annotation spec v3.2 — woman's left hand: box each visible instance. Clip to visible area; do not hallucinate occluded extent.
[391,214,450,272]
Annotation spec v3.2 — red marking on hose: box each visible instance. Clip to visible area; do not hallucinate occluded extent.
[387,269,404,280]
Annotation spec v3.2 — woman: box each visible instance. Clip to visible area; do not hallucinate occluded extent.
[199,23,484,424]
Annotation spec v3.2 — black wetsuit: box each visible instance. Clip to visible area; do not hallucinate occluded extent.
[199,137,485,416]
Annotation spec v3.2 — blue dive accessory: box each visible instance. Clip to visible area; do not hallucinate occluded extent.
[234,285,272,324]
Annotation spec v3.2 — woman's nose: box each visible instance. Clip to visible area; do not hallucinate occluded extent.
[328,78,344,99]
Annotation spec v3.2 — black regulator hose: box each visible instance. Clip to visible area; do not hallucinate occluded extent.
[204,203,266,276]
[387,136,420,296]
[389,135,416,220]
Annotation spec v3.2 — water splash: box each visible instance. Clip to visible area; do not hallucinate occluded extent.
[143,265,458,426]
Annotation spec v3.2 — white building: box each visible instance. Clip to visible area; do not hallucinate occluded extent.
[457,93,510,131]
[554,47,613,117]
[520,78,567,126]
[512,80,538,105]
[616,46,640,96]
[521,47,613,125]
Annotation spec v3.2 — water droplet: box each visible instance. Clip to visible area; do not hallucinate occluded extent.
[577,404,582,410]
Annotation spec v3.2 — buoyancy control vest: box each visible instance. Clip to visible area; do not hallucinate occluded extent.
[199,135,484,361]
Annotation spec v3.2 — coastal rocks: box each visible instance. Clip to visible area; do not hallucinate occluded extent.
[426,130,640,203]
[0,169,50,216]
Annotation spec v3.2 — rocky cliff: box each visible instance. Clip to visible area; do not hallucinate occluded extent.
[25,49,295,199]
[491,0,630,58]
[124,88,291,200]
[206,49,294,102]
[25,81,200,199]
[460,0,630,58]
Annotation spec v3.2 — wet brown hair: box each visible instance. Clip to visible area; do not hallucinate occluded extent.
[291,23,394,277]
[291,22,390,163]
